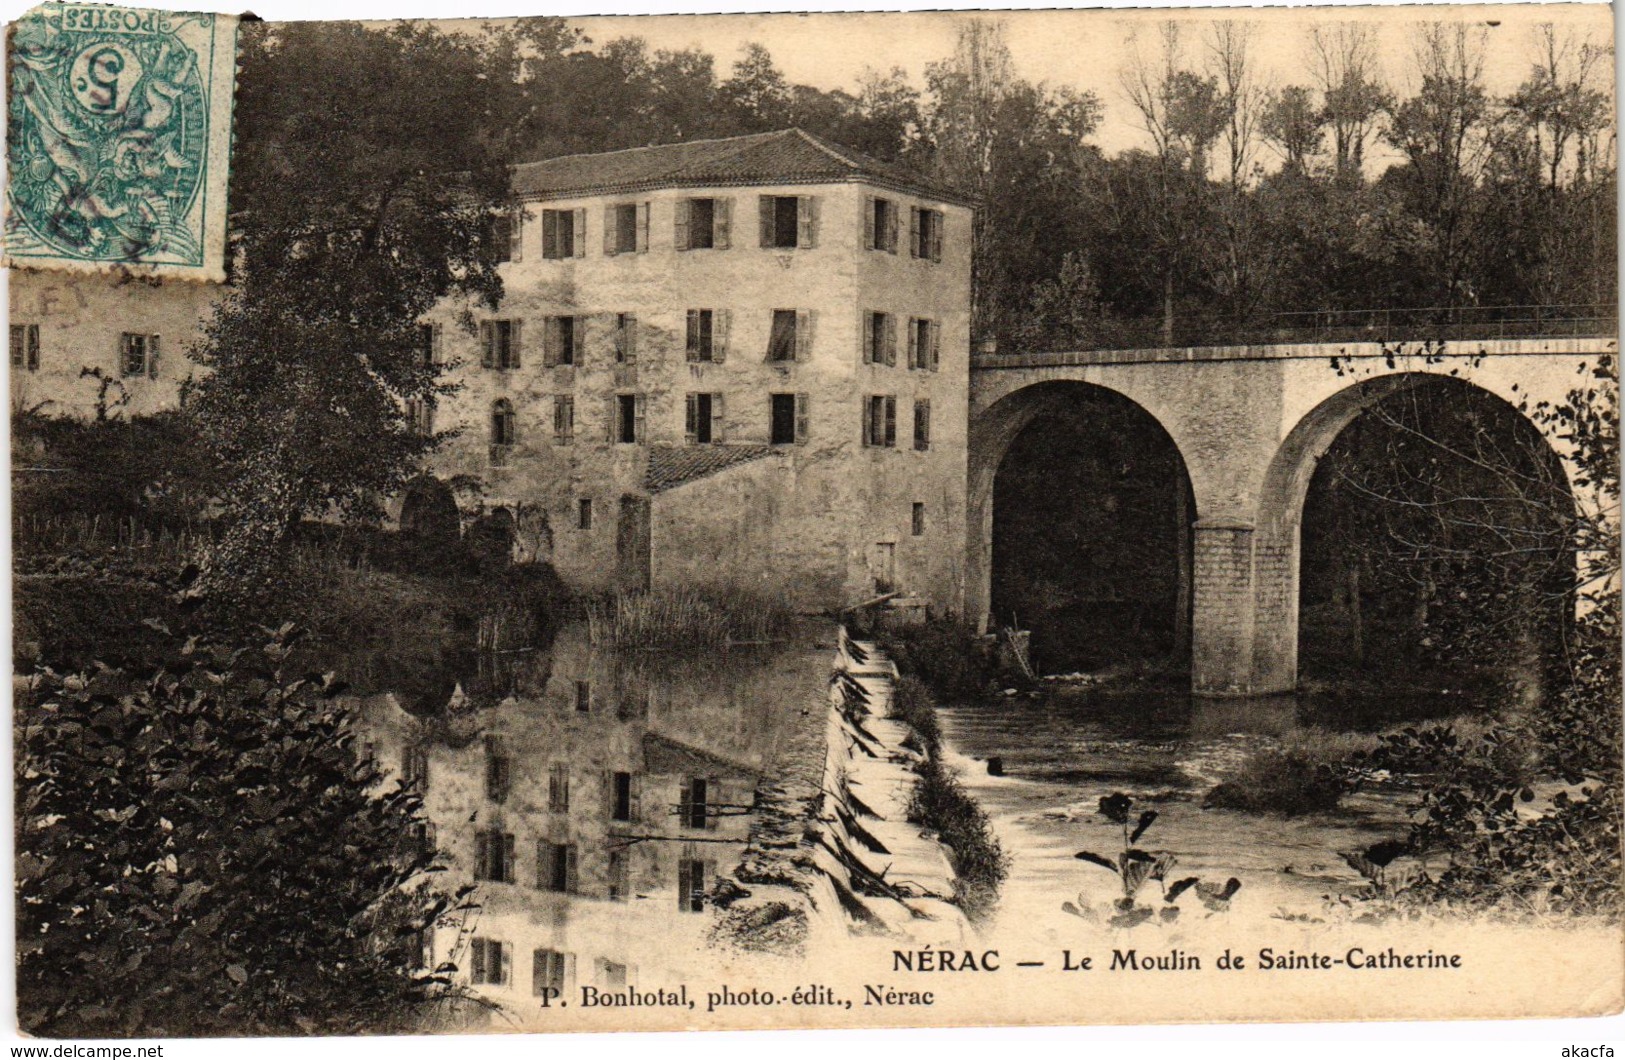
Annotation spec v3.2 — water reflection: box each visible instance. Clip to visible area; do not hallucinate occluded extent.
[354,622,807,1014]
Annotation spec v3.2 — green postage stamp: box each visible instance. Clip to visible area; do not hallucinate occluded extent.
[5,3,237,281]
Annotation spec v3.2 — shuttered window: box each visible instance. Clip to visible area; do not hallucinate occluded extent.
[536,840,579,893]
[907,317,941,370]
[480,320,522,369]
[548,762,570,813]
[120,332,158,377]
[490,399,516,448]
[769,392,808,446]
[865,196,899,252]
[542,316,581,367]
[406,398,434,436]
[484,736,511,803]
[863,395,897,448]
[686,309,729,363]
[474,829,515,883]
[685,392,724,445]
[541,208,585,259]
[609,771,637,823]
[914,399,932,451]
[490,210,522,263]
[912,502,927,536]
[614,313,637,364]
[553,395,574,446]
[758,195,818,249]
[862,312,895,366]
[677,196,730,250]
[607,849,630,901]
[402,744,429,790]
[603,202,649,255]
[910,206,945,261]
[532,949,572,997]
[677,858,711,913]
[613,394,645,445]
[10,324,39,371]
[470,937,510,985]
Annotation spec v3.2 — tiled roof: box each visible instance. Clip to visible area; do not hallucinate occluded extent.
[512,128,975,206]
[645,444,778,494]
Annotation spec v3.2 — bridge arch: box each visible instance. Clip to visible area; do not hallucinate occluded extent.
[967,379,1198,673]
[1250,370,1579,694]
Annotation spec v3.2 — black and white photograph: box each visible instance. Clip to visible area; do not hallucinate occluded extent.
[5,0,1621,1044]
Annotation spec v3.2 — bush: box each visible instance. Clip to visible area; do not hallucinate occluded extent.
[877,618,996,703]
[1203,729,1376,816]
[16,630,472,1037]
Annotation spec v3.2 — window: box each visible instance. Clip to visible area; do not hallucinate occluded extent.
[574,679,592,712]
[484,736,511,803]
[912,502,926,537]
[490,210,522,263]
[553,395,574,446]
[10,324,39,371]
[685,392,724,445]
[914,399,931,451]
[908,317,940,371]
[406,398,434,436]
[758,194,817,249]
[867,196,899,253]
[677,858,710,913]
[685,309,729,363]
[679,777,716,831]
[612,393,645,445]
[402,744,429,790]
[474,829,515,883]
[414,820,438,856]
[490,399,516,449]
[479,319,522,369]
[767,309,814,362]
[676,197,731,250]
[542,315,581,367]
[533,949,571,997]
[120,332,158,377]
[769,393,808,446]
[910,206,945,262]
[614,313,638,364]
[470,938,509,986]
[610,771,636,823]
[536,840,579,894]
[862,312,895,366]
[548,762,570,813]
[602,202,649,255]
[577,499,592,531]
[541,208,585,259]
[417,323,442,366]
[597,958,629,987]
[863,395,897,448]
[607,849,630,901]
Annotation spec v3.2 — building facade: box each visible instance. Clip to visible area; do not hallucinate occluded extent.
[7,129,975,614]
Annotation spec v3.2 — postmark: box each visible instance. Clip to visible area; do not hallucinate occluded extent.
[5,3,237,281]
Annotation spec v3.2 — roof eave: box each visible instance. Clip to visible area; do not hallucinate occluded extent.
[517,172,979,210]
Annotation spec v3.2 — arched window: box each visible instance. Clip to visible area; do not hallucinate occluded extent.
[491,399,516,446]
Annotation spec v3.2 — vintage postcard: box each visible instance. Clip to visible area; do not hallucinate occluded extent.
[7,0,1621,1042]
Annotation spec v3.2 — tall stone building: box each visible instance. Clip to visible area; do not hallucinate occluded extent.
[9,129,976,614]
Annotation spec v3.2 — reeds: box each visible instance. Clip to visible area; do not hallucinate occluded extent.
[585,587,795,651]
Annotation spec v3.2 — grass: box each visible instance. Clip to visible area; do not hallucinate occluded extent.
[586,588,795,651]
[1203,728,1379,817]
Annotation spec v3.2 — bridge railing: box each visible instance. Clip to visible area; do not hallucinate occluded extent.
[980,303,1618,355]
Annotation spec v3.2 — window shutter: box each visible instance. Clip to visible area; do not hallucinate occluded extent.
[569,317,583,366]
[533,949,549,995]
[705,779,719,830]
[930,212,943,262]
[861,312,874,365]
[884,315,897,366]
[542,210,558,258]
[10,328,22,368]
[794,393,809,445]
[712,310,729,364]
[471,937,487,983]
[480,322,495,368]
[636,202,650,252]
[500,941,512,986]
[572,208,587,257]
[606,396,617,443]
[633,394,646,443]
[795,310,811,362]
[712,393,725,443]
[685,311,699,362]
[797,196,818,248]
[758,195,774,247]
[674,198,690,251]
[431,323,444,365]
[147,334,160,378]
[907,318,919,369]
[864,195,876,249]
[928,320,941,370]
[714,197,732,249]
[677,859,692,910]
[909,206,922,259]
[565,845,579,894]
[626,315,638,364]
[685,394,697,445]
[629,774,642,823]
[509,210,523,263]
[888,203,900,253]
[475,832,491,880]
[542,317,558,367]
[603,205,617,256]
[885,396,897,447]
[678,782,693,827]
[503,832,516,883]
[861,397,873,447]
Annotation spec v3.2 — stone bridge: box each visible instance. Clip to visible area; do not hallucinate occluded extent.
[967,336,1618,697]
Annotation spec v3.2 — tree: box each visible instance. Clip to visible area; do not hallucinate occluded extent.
[720,42,792,131]
[1310,23,1389,182]
[16,630,476,1036]
[1261,85,1326,176]
[186,21,513,606]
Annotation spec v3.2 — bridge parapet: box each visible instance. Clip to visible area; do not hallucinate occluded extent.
[972,335,1618,371]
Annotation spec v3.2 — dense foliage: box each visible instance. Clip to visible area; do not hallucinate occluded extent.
[16,630,472,1037]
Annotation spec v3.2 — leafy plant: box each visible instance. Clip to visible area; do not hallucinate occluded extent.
[1065,792,1240,927]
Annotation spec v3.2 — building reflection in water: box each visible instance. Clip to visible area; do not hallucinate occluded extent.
[353,621,808,1013]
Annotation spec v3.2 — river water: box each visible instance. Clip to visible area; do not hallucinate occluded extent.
[938,686,1468,937]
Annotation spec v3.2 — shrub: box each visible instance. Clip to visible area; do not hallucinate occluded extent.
[908,756,1008,921]
[16,630,472,1037]
[877,618,996,703]
[1203,730,1376,817]
[888,674,942,757]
